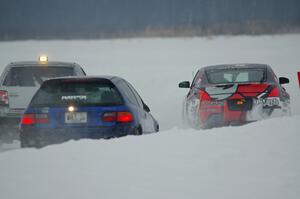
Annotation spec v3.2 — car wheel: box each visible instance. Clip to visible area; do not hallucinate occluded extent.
[20,137,42,148]
[185,99,201,129]
[135,125,143,135]
[20,138,30,148]
[155,123,159,132]
[186,106,200,129]
[0,124,18,144]
[182,105,189,128]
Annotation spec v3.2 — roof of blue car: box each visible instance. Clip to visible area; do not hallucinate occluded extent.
[46,75,120,81]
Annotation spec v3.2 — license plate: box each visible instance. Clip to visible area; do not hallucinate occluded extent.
[228,98,252,111]
[65,112,87,123]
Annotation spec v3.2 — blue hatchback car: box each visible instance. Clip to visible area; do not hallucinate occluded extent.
[20,76,159,147]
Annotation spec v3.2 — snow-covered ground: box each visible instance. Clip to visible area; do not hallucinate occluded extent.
[0,35,300,198]
[0,116,300,199]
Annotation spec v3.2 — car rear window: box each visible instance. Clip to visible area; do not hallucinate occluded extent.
[3,66,75,87]
[30,80,123,107]
[205,68,266,84]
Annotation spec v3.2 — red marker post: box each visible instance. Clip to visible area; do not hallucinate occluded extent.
[298,72,300,88]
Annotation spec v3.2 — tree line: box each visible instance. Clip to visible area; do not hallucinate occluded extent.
[0,0,300,40]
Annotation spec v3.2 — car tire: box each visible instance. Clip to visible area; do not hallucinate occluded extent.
[155,123,159,132]
[184,98,203,129]
[20,138,30,148]
[182,106,189,128]
[20,137,42,148]
[135,125,143,135]
[186,106,201,129]
[0,124,19,144]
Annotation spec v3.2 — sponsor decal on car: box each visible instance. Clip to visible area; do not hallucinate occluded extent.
[61,96,87,101]
[254,98,279,106]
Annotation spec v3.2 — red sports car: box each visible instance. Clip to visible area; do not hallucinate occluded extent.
[179,64,291,129]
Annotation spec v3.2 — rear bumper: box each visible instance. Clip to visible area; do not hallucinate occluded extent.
[0,117,20,141]
[0,106,24,118]
[0,116,20,126]
[20,124,137,145]
[199,99,288,128]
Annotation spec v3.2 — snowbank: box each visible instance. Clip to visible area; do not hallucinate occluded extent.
[0,35,300,198]
[0,115,299,199]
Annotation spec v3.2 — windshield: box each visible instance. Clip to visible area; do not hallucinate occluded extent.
[30,81,123,107]
[3,66,75,87]
[205,68,266,84]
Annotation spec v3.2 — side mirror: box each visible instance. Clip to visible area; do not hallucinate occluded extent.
[279,77,289,85]
[143,104,150,112]
[179,81,190,88]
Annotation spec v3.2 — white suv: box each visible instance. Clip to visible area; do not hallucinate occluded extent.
[0,57,86,143]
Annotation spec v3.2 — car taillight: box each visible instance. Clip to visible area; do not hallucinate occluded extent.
[21,114,49,125]
[117,112,134,122]
[22,114,35,125]
[102,112,117,122]
[199,90,211,101]
[102,111,133,123]
[0,90,9,105]
[268,86,280,97]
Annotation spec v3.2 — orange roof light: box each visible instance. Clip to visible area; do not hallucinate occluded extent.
[38,55,48,62]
